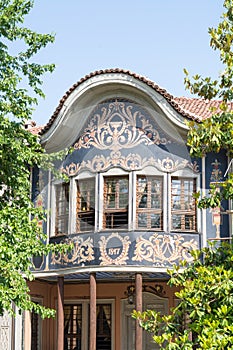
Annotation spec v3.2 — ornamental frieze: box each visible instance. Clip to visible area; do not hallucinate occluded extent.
[63,151,199,176]
[47,232,199,269]
[132,233,198,266]
[51,236,94,265]
[99,232,130,265]
[74,100,170,152]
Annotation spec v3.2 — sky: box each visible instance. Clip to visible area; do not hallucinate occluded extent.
[23,0,224,126]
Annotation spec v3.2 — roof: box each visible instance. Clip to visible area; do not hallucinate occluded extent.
[174,96,233,120]
[30,68,232,135]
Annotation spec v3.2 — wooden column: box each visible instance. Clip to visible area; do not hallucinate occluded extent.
[57,276,64,350]
[90,273,96,350]
[135,273,142,350]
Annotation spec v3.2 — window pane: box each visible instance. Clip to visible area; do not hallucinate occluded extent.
[96,304,111,350]
[104,176,128,229]
[151,179,162,209]
[64,305,82,350]
[136,176,163,230]
[55,183,69,235]
[76,179,95,232]
[171,178,196,231]
[151,214,161,228]
[138,213,147,228]
[172,214,182,230]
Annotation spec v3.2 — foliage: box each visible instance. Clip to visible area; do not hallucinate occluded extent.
[134,1,233,348]
[133,243,233,349]
[185,0,233,209]
[0,0,63,318]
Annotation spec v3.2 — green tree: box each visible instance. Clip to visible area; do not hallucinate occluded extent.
[133,0,233,348]
[0,0,61,318]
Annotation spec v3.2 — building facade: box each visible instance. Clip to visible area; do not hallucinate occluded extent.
[1,69,231,350]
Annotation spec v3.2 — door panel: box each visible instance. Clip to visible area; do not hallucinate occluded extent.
[121,292,168,350]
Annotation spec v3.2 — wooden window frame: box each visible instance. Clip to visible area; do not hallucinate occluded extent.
[55,183,69,235]
[103,175,129,230]
[136,175,163,231]
[76,178,95,233]
[64,304,82,350]
[171,177,196,232]
[64,300,114,350]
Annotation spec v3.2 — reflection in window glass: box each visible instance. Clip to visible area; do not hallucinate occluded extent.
[96,304,111,349]
[76,179,95,232]
[55,183,69,235]
[104,176,129,229]
[64,305,82,350]
[137,176,163,230]
[171,177,196,231]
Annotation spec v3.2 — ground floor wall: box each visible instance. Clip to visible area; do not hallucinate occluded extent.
[27,278,179,350]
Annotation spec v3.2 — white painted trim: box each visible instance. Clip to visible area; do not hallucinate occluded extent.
[163,173,168,233]
[202,156,207,247]
[98,174,104,231]
[128,172,133,231]
[167,173,172,232]
[32,265,178,278]
[69,177,76,234]
[50,181,56,237]
[131,171,137,231]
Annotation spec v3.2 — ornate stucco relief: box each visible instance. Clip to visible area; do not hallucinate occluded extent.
[74,100,170,152]
[132,233,198,266]
[63,152,199,176]
[99,232,130,266]
[49,232,198,268]
[51,236,94,265]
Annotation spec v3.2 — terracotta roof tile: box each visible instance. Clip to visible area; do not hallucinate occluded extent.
[174,97,233,120]
[37,69,233,136]
[29,125,44,135]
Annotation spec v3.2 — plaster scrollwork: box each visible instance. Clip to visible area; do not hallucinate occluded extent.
[74,100,170,152]
[132,233,198,266]
[51,236,94,266]
[99,232,130,265]
[63,152,199,176]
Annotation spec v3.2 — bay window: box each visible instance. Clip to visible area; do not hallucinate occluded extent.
[54,173,197,235]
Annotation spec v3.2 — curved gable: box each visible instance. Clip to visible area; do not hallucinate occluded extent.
[40,69,197,153]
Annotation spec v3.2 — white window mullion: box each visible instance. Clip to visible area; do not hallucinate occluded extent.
[95,174,99,232]
[167,173,171,233]
[131,171,137,231]
[69,177,76,234]
[128,171,133,231]
[98,174,104,231]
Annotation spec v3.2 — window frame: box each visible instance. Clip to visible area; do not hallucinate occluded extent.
[51,168,199,236]
[99,169,132,231]
[168,170,199,233]
[133,169,167,232]
[53,181,70,236]
[30,298,43,350]
[136,175,164,231]
[64,299,115,350]
[76,177,96,233]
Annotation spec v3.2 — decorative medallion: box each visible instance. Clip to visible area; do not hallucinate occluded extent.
[99,232,130,265]
[132,233,198,266]
[51,236,94,266]
[74,100,170,152]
